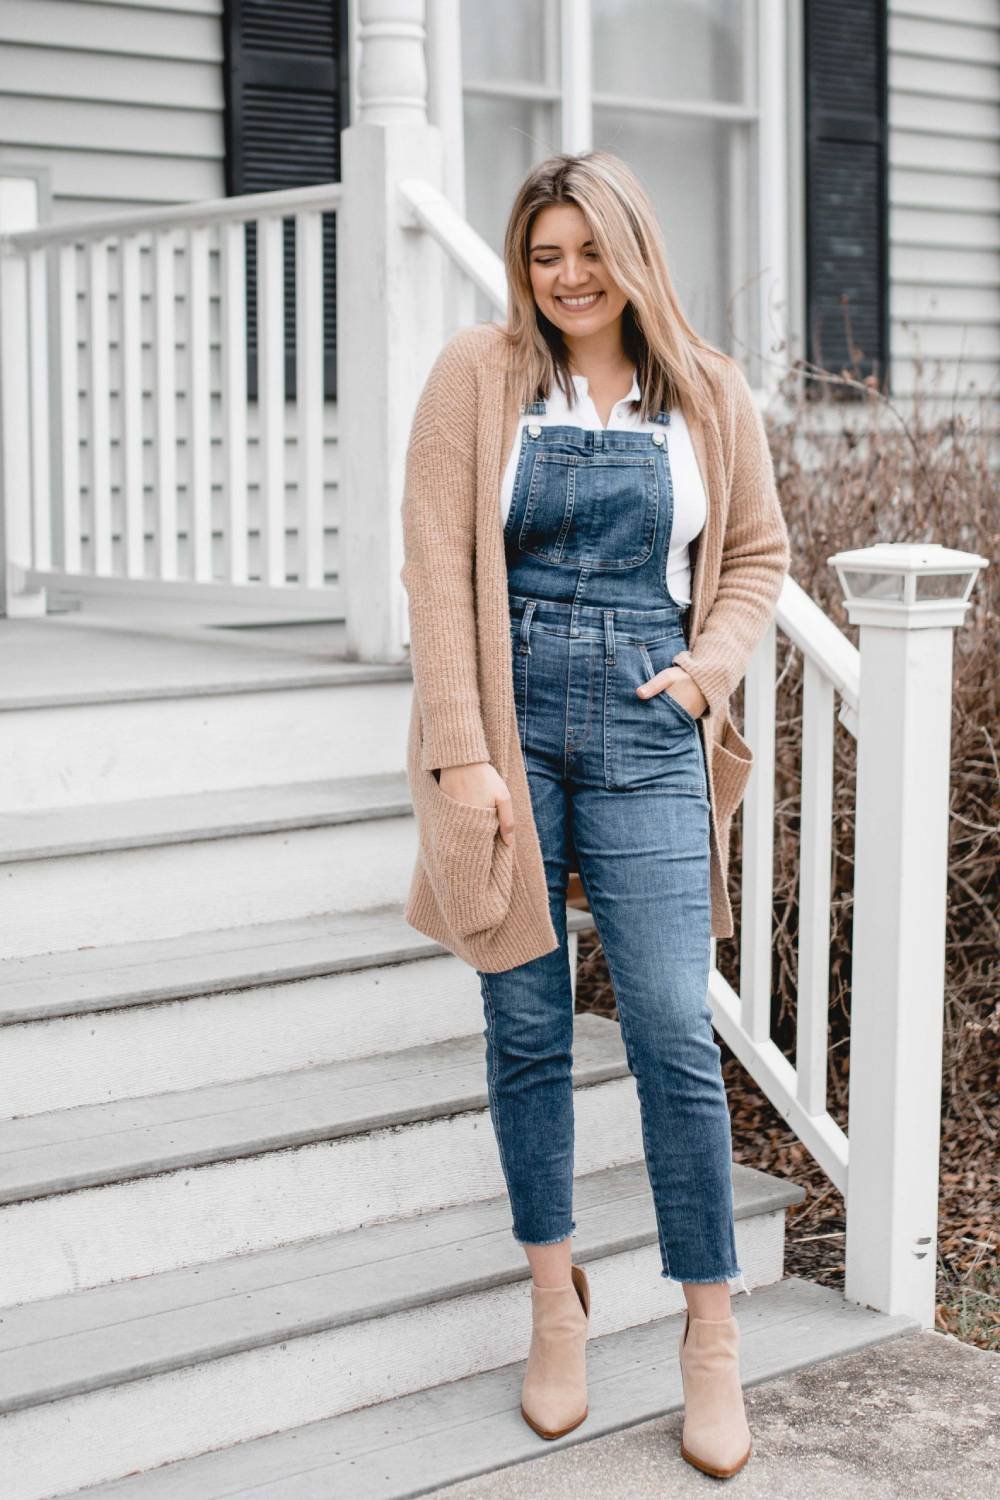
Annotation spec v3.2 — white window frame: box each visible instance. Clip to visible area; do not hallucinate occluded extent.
[456,0,794,393]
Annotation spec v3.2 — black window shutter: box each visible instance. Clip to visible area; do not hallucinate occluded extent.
[223,0,349,400]
[804,0,889,393]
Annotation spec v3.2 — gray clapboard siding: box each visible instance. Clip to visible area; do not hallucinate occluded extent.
[888,0,1000,399]
[0,0,225,216]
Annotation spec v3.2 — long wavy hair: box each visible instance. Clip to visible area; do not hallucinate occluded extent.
[500,150,725,428]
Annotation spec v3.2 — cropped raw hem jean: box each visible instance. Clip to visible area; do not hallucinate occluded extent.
[474,403,747,1291]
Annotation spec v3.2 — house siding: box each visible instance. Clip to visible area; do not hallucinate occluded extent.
[888,0,1000,402]
[0,0,225,222]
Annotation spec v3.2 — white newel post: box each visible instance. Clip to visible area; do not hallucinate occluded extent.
[0,176,46,617]
[339,0,446,661]
[832,543,988,1328]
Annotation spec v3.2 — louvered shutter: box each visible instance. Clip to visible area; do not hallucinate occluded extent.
[804,0,889,391]
[223,0,348,399]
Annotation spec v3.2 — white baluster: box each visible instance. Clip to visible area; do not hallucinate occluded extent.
[120,236,144,577]
[153,230,177,579]
[187,226,212,581]
[295,210,324,589]
[740,621,777,1042]
[57,242,81,575]
[220,221,248,584]
[87,240,112,575]
[257,214,285,586]
[796,657,834,1116]
[28,247,51,572]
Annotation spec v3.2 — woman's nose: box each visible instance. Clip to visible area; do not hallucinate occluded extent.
[558,261,593,289]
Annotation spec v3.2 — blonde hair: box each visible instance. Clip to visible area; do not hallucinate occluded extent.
[500,150,726,428]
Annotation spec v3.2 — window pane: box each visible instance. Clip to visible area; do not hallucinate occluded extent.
[593,0,749,105]
[462,0,552,85]
[593,108,759,358]
[464,96,560,253]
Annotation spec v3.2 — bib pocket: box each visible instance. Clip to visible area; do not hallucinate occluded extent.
[519,453,659,569]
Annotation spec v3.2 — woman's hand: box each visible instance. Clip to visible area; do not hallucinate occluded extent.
[438,761,516,847]
[637,664,708,720]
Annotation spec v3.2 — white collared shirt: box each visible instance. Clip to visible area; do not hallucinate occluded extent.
[499,368,707,607]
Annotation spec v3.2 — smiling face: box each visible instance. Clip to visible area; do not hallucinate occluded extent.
[528,201,629,340]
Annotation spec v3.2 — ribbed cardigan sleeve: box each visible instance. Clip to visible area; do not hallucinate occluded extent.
[399,338,493,773]
[672,364,790,715]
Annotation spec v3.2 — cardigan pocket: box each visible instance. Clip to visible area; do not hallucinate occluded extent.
[419,770,515,938]
[710,715,754,824]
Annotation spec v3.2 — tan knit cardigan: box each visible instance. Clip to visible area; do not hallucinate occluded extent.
[399,321,789,972]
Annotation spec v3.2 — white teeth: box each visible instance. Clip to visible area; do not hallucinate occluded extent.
[558,292,600,307]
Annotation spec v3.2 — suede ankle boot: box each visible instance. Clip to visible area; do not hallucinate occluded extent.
[520,1263,591,1439]
[678,1310,753,1478]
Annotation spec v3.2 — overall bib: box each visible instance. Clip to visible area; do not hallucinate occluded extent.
[477,394,744,1287]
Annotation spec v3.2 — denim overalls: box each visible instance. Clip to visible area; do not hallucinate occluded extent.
[476,393,744,1288]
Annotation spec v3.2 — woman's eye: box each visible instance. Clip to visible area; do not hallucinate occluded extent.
[533,253,600,266]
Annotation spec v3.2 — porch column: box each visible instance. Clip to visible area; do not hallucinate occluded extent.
[338,0,446,662]
[0,176,46,617]
[832,543,988,1327]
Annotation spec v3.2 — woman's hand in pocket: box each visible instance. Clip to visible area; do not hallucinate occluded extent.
[637,664,707,720]
[438,761,516,848]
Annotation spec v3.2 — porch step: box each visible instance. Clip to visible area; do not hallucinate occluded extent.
[0,1013,640,1305]
[0,904,596,1117]
[0,772,418,959]
[0,771,413,862]
[0,617,415,812]
[77,1279,917,1500]
[0,1162,808,1500]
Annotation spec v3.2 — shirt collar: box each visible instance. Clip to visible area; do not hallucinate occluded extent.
[571,368,641,403]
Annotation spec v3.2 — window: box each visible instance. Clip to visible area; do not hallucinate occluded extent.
[222,0,349,398]
[460,0,765,367]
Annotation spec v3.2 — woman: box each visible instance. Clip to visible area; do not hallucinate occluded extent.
[399,151,789,1480]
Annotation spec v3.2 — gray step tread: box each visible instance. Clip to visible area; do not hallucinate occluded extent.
[73,1277,918,1500]
[0,771,414,864]
[0,615,412,712]
[0,1013,627,1206]
[0,903,594,1026]
[0,1158,803,1415]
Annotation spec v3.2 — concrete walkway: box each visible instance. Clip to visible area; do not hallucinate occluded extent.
[428,1330,999,1500]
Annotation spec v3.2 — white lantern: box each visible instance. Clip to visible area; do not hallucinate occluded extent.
[828,542,988,628]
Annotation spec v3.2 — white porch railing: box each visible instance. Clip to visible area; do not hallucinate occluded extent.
[0,181,342,617]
